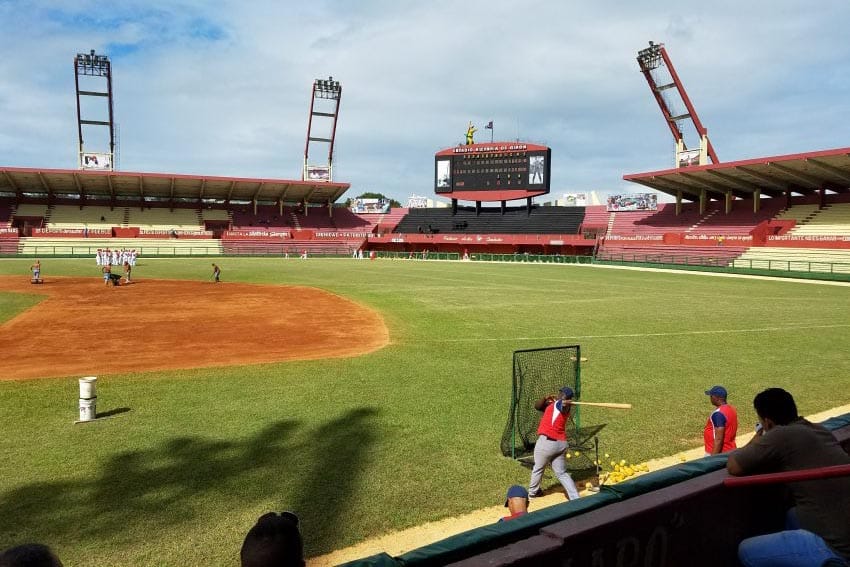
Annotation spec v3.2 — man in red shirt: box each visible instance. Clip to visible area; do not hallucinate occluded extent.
[528,386,581,500]
[704,385,738,456]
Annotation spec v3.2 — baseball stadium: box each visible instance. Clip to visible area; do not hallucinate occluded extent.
[1,39,850,567]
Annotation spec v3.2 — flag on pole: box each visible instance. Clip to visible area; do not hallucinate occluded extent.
[485,121,493,129]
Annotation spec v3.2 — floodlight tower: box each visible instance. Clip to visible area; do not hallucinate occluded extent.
[303,76,342,183]
[637,41,719,167]
[74,50,115,171]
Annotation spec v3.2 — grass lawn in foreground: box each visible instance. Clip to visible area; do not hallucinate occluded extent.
[0,257,849,565]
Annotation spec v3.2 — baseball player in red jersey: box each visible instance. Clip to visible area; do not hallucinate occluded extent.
[528,386,581,500]
[704,385,738,455]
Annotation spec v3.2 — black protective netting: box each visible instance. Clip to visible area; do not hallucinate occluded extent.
[500,346,581,457]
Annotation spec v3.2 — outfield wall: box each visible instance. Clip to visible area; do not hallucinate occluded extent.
[341,414,850,567]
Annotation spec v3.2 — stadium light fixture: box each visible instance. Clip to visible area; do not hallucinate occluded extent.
[313,76,341,99]
[637,41,664,71]
[76,49,110,76]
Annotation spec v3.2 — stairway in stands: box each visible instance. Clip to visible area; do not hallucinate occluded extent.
[289,211,302,230]
[687,209,717,233]
[123,207,130,227]
[606,212,616,237]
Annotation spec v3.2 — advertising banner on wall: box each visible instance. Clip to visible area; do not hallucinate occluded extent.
[407,195,429,208]
[80,152,112,170]
[351,198,390,214]
[563,193,588,207]
[606,193,658,212]
[677,149,701,168]
[305,165,331,182]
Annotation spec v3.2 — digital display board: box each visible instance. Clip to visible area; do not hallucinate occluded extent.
[434,143,551,201]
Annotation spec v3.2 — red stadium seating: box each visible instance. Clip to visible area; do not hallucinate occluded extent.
[597,243,748,266]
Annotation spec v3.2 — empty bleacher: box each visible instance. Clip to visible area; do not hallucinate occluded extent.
[0,200,14,228]
[788,203,850,236]
[774,203,820,227]
[127,207,203,231]
[13,203,49,219]
[609,203,702,236]
[597,243,747,266]
[47,205,125,229]
[329,207,376,231]
[394,206,585,234]
[200,208,231,222]
[733,247,850,274]
[18,237,222,256]
[221,239,360,256]
[297,206,337,230]
[687,200,784,235]
[580,205,610,230]
[230,205,293,231]
[375,207,408,232]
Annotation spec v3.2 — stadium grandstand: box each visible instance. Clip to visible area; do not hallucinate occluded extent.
[1,43,850,270]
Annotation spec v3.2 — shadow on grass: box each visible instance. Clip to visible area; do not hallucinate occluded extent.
[95,407,131,419]
[0,407,380,558]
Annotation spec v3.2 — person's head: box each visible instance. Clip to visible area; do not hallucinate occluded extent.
[558,386,574,401]
[504,485,529,515]
[753,388,798,430]
[704,385,727,407]
[0,543,63,567]
[241,512,304,567]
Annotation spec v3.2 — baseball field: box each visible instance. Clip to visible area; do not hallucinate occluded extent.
[1,257,849,566]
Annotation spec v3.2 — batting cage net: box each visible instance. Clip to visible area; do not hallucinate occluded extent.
[500,345,601,474]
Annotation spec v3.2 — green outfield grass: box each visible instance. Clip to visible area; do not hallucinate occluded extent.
[1,257,849,565]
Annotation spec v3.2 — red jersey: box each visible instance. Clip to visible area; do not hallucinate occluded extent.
[704,403,738,453]
[537,400,570,441]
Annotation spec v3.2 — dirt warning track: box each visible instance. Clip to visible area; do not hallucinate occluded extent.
[0,276,389,381]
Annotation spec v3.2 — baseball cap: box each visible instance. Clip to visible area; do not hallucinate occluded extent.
[705,385,728,398]
[559,386,575,399]
[504,485,528,506]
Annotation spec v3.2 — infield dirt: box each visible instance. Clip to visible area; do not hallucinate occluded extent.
[0,275,389,381]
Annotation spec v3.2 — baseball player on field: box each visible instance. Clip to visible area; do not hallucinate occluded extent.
[528,386,581,501]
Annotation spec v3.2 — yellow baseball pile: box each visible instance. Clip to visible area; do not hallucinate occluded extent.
[595,453,650,486]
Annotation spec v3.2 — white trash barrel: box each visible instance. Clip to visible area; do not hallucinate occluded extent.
[79,377,97,399]
[79,398,97,422]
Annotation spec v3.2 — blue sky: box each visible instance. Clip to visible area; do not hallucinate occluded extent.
[1,1,849,205]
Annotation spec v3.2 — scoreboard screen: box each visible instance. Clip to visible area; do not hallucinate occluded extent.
[434,143,551,198]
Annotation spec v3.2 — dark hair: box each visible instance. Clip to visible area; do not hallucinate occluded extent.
[240,512,304,567]
[753,388,798,426]
[0,543,63,567]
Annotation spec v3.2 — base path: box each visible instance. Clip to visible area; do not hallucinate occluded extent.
[0,276,389,381]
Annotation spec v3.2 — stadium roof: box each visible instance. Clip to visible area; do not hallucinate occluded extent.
[623,146,850,200]
[0,166,350,203]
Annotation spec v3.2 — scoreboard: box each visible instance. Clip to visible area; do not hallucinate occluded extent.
[434,142,551,201]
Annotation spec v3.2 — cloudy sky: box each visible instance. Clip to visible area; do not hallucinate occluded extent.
[1,1,848,205]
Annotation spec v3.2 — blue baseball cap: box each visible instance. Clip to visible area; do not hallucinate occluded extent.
[705,385,728,398]
[559,386,575,399]
[504,485,528,506]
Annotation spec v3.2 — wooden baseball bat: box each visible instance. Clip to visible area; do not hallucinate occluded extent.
[568,401,632,409]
